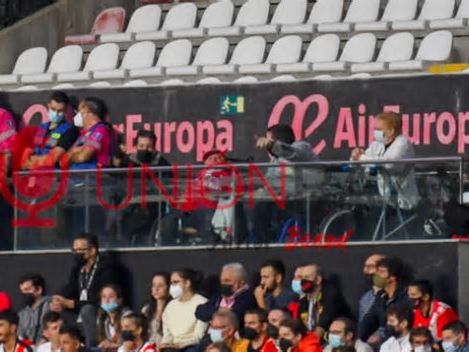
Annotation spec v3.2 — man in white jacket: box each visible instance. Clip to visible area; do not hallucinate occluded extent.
[380,304,413,352]
[351,112,420,211]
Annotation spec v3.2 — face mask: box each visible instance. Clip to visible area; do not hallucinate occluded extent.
[73,253,87,266]
[385,324,399,339]
[442,341,457,352]
[409,298,421,308]
[374,130,386,144]
[267,324,279,339]
[21,293,35,307]
[328,334,343,348]
[364,274,374,286]
[136,150,155,164]
[243,327,258,340]
[279,338,293,352]
[209,328,224,343]
[220,284,234,297]
[73,112,84,127]
[300,279,315,294]
[372,274,387,289]
[101,301,119,313]
[291,279,303,295]
[169,284,183,299]
[121,330,135,342]
[49,110,64,124]
[414,345,432,352]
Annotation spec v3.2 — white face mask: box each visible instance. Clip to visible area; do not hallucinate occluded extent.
[73,112,84,127]
[414,345,432,352]
[169,284,183,299]
[373,130,386,144]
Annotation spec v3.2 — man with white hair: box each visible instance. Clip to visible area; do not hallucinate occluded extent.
[196,263,257,327]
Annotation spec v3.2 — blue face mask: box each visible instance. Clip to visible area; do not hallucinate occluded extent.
[291,279,303,295]
[442,341,457,352]
[328,334,343,348]
[49,110,64,124]
[373,130,386,144]
[101,301,119,313]
[209,328,224,343]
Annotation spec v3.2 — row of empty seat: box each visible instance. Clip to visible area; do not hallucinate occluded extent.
[65,0,469,47]
[0,30,453,87]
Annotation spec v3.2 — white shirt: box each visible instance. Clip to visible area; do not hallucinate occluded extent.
[379,334,412,352]
[37,342,52,352]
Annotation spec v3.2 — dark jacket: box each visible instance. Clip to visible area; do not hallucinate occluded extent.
[195,289,258,324]
[288,280,353,331]
[60,255,120,310]
[358,286,409,341]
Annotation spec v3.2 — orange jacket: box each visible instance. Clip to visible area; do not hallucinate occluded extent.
[294,332,323,352]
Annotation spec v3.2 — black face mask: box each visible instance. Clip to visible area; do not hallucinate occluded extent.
[21,293,35,307]
[300,279,315,294]
[121,330,135,342]
[136,150,155,164]
[384,324,400,339]
[409,298,421,308]
[364,274,374,286]
[267,324,279,339]
[220,284,234,297]
[242,327,258,340]
[279,338,293,352]
[73,253,87,266]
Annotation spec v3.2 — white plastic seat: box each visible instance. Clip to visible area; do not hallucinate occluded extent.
[166,37,229,76]
[239,36,303,74]
[209,0,269,37]
[233,76,259,83]
[389,30,453,71]
[392,0,455,31]
[21,46,83,84]
[203,36,266,75]
[196,77,222,84]
[123,79,148,87]
[352,32,414,72]
[271,75,297,82]
[313,33,377,72]
[0,47,48,85]
[89,81,112,87]
[172,1,234,38]
[14,85,38,91]
[282,0,344,34]
[430,0,469,29]
[57,43,120,82]
[245,0,307,35]
[94,41,156,80]
[101,5,161,43]
[136,3,197,41]
[130,39,192,78]
[277,34,340,73]
[313,74,333,80]
[318,0,380,33]
[355,0,418,32]
[159,78,185,86]
[53,83,75,89]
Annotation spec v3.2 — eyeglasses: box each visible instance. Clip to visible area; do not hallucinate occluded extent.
[72,247,89,253]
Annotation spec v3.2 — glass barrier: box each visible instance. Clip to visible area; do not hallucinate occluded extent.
[9,157,468,250]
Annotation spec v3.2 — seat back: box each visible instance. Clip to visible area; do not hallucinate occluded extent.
[12,47,48,75]
[308,0,344,24]
[199,1,234,28]
[47,45,83,73]
[161,3,197,31]
[121,41,156,69]
[343,0,380,23]
[377,32,414,62]
[340,33,377,63]
[266,35,303,64]
[416,30,453,61]
[304,34,340,63]
[91,7,126,34]
[382,0,418,21]
[418,0,455,20]
[271,0,307,25]
[234,0,270,27]
[156,39,193,67]
[193,38,230,66]
[230,36,266,65]
[456,0,469,18]
[126,5,161,33]
[84,43,120,71]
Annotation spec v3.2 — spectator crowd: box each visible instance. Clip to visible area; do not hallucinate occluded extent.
[0,233,465,352]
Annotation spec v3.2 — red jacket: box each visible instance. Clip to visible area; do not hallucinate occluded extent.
[261,339,278,352]
[0,292,11,311]
[413,299,459,340]
[295,333,323,352]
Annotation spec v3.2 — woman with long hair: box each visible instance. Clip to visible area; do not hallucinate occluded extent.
[141,272,171,345]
